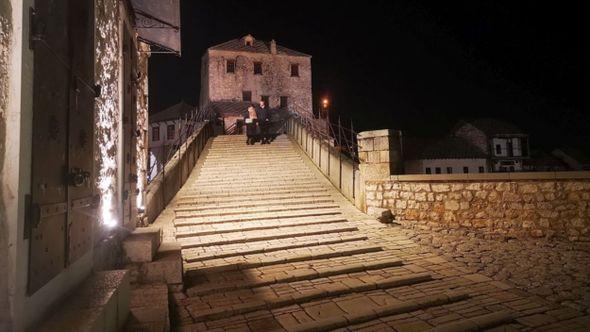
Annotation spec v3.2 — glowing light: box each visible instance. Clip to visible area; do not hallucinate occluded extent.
[322,98,329,108]
[95,0,120,227]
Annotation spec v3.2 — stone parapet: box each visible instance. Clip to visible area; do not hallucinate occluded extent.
[357,129,403,179]
[365,176,590,241]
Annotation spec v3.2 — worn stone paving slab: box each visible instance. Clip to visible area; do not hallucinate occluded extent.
[151,135,589,331]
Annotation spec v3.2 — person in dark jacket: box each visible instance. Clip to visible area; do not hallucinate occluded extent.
[255,100,271,144]
[244,105,259,145]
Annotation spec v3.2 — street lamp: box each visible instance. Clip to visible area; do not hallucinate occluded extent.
[320,97,329,120]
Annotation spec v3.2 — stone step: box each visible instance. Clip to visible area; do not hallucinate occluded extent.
[185,252,404,296]
[175,214,347,237]
[188,176,319,187]
[174,208,342,226]
[183,179,323,191]
[181,235,369,263]
[425,310,515,332]
[187,273,435,323]
[203,154,303,160]
[184,244,383,275]
[136,242,183,286]
[176,192,332,205]
[177,224,359,249]
[287,291,470,332]
[174,202,340,219]
[175,197,335,214]
[194,168,312,177]
[122,226,162,263]
[39,270,130,332]
[180,184,327,196]
[125,283,170,332]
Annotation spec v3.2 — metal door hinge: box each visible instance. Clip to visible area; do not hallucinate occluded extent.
[24,194,40,239]
[29,7,44,50]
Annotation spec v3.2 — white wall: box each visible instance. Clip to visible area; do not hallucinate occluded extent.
[405,159,488,174]
[491,137,523,157]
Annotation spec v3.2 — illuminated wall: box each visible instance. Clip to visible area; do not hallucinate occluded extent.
[136,41,150,224]
[95,0,120,227]
[1,0,13,326]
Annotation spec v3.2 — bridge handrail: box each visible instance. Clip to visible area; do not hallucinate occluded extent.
[286,102,359,163]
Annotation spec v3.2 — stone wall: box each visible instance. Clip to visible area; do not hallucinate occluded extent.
[0,0,12,327]
[203,49,312,112]
[366,175,590,240]
[145,123,213,224]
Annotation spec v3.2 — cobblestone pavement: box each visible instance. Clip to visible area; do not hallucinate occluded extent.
[154,135,590,331]
[397,223,590,314]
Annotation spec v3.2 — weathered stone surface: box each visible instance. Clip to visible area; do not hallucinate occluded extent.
[365,179,590,240]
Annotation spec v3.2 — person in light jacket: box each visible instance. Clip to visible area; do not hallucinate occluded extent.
[244,105,259,145]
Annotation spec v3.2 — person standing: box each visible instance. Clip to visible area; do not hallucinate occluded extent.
[244,105,259,145]
[255,100,271,144]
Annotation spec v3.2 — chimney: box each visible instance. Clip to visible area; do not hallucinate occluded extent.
[270,39,277,55]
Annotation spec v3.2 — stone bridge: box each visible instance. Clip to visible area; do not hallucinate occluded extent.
[149,134,589,331]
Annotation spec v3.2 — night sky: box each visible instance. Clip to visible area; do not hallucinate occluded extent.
[150,0,589,152]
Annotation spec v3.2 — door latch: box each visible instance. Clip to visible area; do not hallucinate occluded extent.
[67,168,91,187]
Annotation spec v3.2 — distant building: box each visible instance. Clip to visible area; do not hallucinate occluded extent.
[148,101,196,179]
[523,150,570,172]
[403,137,488,174]
[552,147,590,170]
[200,34,312,130]
[453,118,529,172]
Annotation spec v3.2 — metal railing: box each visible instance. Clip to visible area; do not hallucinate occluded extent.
[147,106,215,183]
[287,102,359,162]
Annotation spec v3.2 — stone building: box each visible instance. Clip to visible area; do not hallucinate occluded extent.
[148,101,196,180]
[453,118,529,172]
[0,0,180,329]
[200,34,312,130]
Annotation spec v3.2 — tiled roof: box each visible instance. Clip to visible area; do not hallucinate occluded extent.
[206,101,253,117]
[404,137,487,160]
[150,101,195,123]
[456,118,526,136]
[209,35,311,57]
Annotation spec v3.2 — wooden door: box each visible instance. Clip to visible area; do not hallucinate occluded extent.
[28,0,95,294]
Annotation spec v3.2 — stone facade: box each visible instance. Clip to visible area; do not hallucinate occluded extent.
[200,35,312,113]
[366,178,590,240]
[1,1,12,327]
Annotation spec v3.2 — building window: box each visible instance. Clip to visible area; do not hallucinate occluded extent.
[261,95,270,106]
[463,166,469,173]
[478,166,485,173]
[242,91,252,102]
[290,64,299,77]
[253,62,262,75]
[447,167,453,174]
[226,59,236,73]
[152,127,160,141]
[435,167,441,174]
[425,167,432,174]
[167,124,175,140]
[495,144,502,155]
[280,96,288,108]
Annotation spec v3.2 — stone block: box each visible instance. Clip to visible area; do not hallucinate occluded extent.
[373,136,389,151]
[143,242,183,285]
[39,270,130,332]
[123,227,162,263]
[358,138,374,152]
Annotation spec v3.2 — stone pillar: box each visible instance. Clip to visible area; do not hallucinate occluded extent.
[357,129,403,179]
[356,129,403,213]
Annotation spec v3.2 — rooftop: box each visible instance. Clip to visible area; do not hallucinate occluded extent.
[404,136,487,160]
[150,101,195,123]
[208,34,311,57]
[455,118,527,136]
